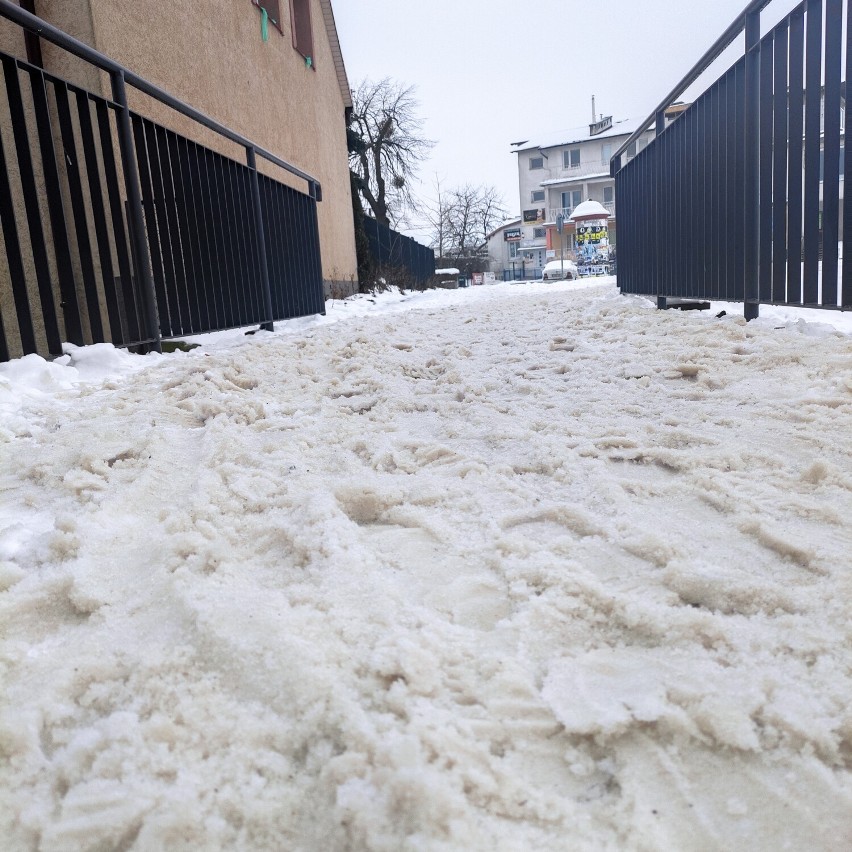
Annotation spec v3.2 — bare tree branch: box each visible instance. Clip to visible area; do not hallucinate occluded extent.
[348,78,434,227]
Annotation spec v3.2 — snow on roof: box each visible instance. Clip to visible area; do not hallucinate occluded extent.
[540,172,611,187]
[511,117,646,154]
[435,267,460,275]
[569,200,611,221]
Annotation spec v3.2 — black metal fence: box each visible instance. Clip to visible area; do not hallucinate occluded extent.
[612,0,852,316]
[363,217,435,285]
[0,2,324,363]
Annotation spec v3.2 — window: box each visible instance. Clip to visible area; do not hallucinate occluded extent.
[564,148,580,168]
[529,156,544,170]
[531,189,545,202]
[508,242,519,259]
[601,143,612,162]
[626,142,637,159]
[603,185,614,204]
[561,189,581,210]
[290,0,314,64]
[253,0,283,32]
[533,227,546,239]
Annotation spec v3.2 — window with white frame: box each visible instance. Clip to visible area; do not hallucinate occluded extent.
[563,148,580,168]
[529,156,544,170]
[533,227,546,239]
[531,189,545,203]
[603,185,614,204]
[508,242,519,259]
[601,142,612,163]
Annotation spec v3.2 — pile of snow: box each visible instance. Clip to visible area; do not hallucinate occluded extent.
[1,280,851,850]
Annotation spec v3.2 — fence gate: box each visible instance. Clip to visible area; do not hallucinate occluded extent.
[612,0,852,316]
[0,2,325,364]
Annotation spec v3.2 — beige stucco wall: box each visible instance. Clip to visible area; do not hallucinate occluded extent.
[84,0,356,290]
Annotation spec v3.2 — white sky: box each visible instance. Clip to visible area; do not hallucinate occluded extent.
[334,0,805,242]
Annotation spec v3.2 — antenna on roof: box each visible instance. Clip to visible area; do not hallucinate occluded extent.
[592,95,596,123]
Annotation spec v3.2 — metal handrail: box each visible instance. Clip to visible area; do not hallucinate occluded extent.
[610,0,780,174]
[0,0,322,196]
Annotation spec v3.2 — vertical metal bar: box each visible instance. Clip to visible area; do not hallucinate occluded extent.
[220,157,244,326]
[802,0,822,302]
[307,195,324,315]
[744,10,761,318]
[223,157,248,326]
[168,131,202,334]
[697,89,707,299]
[0,113,36,355]
[844,0,852,307]
[24,63,82,346]
[132,115,171,338]
[3,58,62,353]
[247,148,275,330]
[787,8,805,302]
[76,91,123,344]
[758,32,774,304]
[53,81,104,341]
[152,125,189,336]
[111,71,161,351]
[207,149,235,329]
[235,162,261,324]
[153,125,190,335]
[96,100,139,342]
[189,140,217,330]
[19,0,43,68]
[262,176,285,318]
[772,20,789,303]
[821,0,842,305]
[719,79,729,300]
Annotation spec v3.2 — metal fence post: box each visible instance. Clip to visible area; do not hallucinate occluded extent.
[246,147,275,332]
[744,10,761,320]
[110,71,161,352]
[654,109,667,309]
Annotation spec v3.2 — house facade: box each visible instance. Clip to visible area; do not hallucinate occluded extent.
[483,218,524,280]
[0,0,357,294]
[511,115,657,273]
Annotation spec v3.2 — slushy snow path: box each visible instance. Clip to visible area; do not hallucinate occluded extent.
[1,281,851,850]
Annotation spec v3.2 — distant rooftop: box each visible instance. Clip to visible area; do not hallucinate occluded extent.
[510,115,664,154]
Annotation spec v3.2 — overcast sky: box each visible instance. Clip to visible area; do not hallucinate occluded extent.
[334,0,804,242]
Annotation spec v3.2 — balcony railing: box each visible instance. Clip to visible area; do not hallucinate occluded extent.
[546,202,616,222]
[543,159,613,182]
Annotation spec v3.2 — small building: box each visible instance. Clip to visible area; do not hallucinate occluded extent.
[484,218,531,280]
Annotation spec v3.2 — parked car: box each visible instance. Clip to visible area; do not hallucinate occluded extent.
[542,259,578,280]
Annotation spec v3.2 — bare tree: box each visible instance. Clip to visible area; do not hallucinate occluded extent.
[423,175,453,260]
[437,184,507,260]
[349,78,433,227]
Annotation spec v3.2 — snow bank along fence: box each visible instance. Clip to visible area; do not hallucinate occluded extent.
[0,2,325,364]
[362,217,435,286]
[611,0,852,318]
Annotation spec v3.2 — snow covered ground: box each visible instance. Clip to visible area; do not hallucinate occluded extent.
[1,279,851,850]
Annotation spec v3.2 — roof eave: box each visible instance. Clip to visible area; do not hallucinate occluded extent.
[319,0,352,110]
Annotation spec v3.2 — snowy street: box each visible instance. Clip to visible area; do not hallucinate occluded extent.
[1,280,851,850]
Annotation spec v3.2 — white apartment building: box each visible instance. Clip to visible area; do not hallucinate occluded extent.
[511,114,657,274]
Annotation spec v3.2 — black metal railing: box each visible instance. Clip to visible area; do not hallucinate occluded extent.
[363,217,435,286]
[0,1,324,363]
[611,0,852,317]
